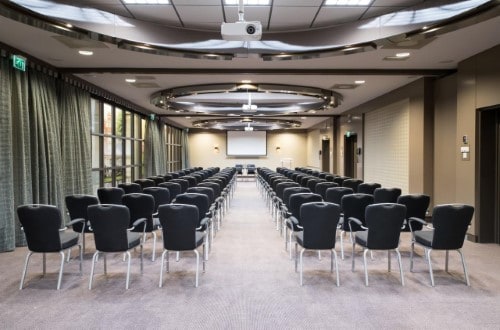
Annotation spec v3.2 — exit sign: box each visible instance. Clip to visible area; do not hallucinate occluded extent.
[12,55,26,72]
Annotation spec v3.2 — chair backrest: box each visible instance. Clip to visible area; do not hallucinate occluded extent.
[147,176,165,185]
[282,187,312,208]
[169,179,189,193]
[300,176,315,187]
[289,193,323,219]
[357,182,382,195]
[174,193,210,224]
[431,204,474,250]
[343,179,363,191]
[186,187,215,204]
[158,204,199,251]
[373,187,402,203]
[300,202,341,250]
[341,193,374,231]
[324,187,353,205]
[65,194,99,232]
[134,179,156,189]
[235,164,243,174]
[142,187,171,212]
[315,182,339,200]
[180,176,198,187]
[163,174,174,182]
[397,194,430,231]
[158,182,182,202]
[97,187,124,205]
[17,204,63,252]
[306,178,324,192]
[247,164,256,174]
[333,176,350,186]
[118,182,142,194]
[365,203,406,249]
[324,174,335,182]
[87,204,130,252]
[122,193,155,232]
[197,182,221,198]
[276,182,300,200]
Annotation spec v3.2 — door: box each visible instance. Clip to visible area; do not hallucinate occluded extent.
[344,134,357,178]
[321,139,330,172]
[477,107,500,243]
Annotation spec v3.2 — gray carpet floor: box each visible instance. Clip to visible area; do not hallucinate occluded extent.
[1,180,500,329]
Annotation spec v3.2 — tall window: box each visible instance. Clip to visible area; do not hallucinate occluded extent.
[91,98,145,192]
[166,125,182,172]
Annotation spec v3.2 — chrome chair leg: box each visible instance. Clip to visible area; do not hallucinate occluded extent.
[363,249,369,286]
[332,249,340,287]
[426,248,435,287]
[19,252,33,290]
[194,249,199,288]
[299,248,305,286]
[159,250,167,287]
[445,250,449,272]
[458,249,470,286]
[125,251,131,289]
[395,248,405,286]
[89,251,99,290]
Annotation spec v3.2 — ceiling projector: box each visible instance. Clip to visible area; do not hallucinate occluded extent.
[221,21,262,41]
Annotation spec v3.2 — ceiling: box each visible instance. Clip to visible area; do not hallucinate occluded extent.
[0,0,500,130]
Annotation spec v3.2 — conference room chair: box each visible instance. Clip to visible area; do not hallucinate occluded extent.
[180,175,198,187]
[285,193,323,258]
[198,181,225,223]
[134,178,156,190]
[143,187,171,214]
[163,174,174,182]
[333,176,350,186]
[169,172,179,179]
[146,176,165,186]
[173,193,212,255]
[409,204,474,287]
[373,187,402,203]
[357,182,382,195]
[280,186,312,234]
[247,164,256,175]
[397,194,430,232]
[315,182,339,200]
[87,204,145,290]
[169,178,189,193]
[273,181,301,232]
[158,182,182,203]
[343,178,364,192]
[122,193,158,261]
[17,204,84,290]
[339,193,374,260]
[65,194,99,253]
[294,202,341,286]
[350,203,407,286]
[97,187,124,205]
[235,164,243,174]
[306,178,325,193]
[324,174,335,182]
[118,182,142,194]
[158,204,206,288]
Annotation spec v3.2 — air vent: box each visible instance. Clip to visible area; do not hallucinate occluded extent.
[332,84,358,90]
[131,82,160,88]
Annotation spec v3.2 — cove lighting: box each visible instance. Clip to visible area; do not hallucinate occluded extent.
[325,0,372,6]
[78,50,93,56]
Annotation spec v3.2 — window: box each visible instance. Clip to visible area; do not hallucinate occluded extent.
[166,125,183,172]
[90,98,145,192]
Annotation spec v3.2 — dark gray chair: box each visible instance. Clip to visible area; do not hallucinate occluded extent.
[410,204,474,286]
[87,204,145,290]
[17,204,84,290]
[158,182,182,202]
[122,193,159,261]
[97,187,124,205]
[294,202,341,286]
[134,178,156,190]
[315,182,339,200]
[357,182,381,195]
[170,178,189,193]
[339,193,373,260]
[247,164,256,175]
[343,178,363,192]
[118,182,142,194]
[235,164,243,174]
[65,194,99,253]
[350,203,407,286]
[374,187,402,203]
[397,194,430,231]
[158,204,206,288]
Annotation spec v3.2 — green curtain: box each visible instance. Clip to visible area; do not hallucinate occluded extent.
[145,120,166,177]
[0,60,95,252]
[182,128,190,169]
[59,82,92,196]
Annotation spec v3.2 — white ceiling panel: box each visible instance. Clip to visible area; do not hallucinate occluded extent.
[224,6,271,24]
[371,0,424,7]
[172,0,221,5]
[273,0,324,6]
[127,6,181,27]
[176,5,224,26]
[269,7,319,31]
[361,6,406,19]
[314,7,367,27]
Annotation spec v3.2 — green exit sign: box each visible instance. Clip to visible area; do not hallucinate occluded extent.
[12,55,26,72]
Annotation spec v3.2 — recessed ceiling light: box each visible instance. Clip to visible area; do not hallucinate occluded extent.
[355,80,365,84]
[396,52,410,58]
[125,78,136,83]
[78,50,93,56]
[241,80,252,84]
[65,23,72,28]
[300,117,307,120]
[185,116,191,119]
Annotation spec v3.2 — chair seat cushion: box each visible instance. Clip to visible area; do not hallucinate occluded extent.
[127,232,142,249]
[414,230,434,247]
[355,231,368,247]
[59,231,80,250]
[295,232,304,247]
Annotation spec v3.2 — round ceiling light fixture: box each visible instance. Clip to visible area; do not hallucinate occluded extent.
[192,118,302,131]
[151,83,342,116]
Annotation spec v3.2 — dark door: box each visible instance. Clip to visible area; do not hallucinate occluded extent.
[477,107,500,243]
[321,139,330,172]
[344,134,357,178]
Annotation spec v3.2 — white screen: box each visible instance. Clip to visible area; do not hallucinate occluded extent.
[226,131,267,156]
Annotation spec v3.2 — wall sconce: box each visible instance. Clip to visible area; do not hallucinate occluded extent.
[214,145,220,154]
[276,146,281,153]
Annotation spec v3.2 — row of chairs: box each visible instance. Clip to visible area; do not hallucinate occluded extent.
[17,167,238,290]
[235,164,256,175]
[257,167,474,287]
